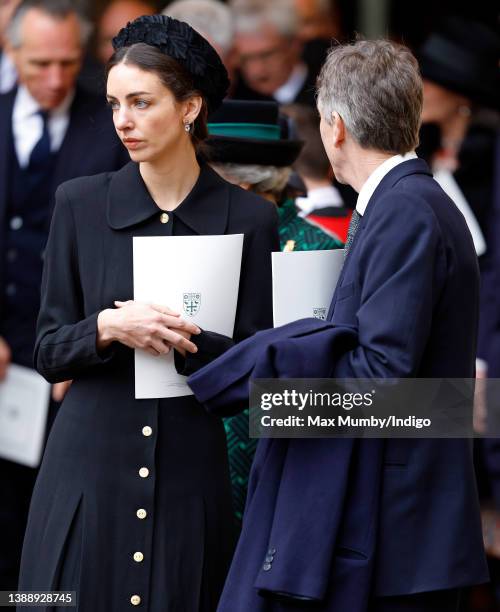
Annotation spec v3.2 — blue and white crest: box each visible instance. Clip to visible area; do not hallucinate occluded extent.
[183,292,201,317]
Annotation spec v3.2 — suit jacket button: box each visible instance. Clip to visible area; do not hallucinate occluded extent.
[267,548,276,555]
[263,563,272,571]
[130,595,141,605]
[136,508,147,519]
[138,467,149,478]
[160,212,169,224]
[265,555,274,563]
[142,426,153,437]
[133,551,144,563]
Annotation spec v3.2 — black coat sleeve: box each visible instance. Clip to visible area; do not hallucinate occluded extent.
[34,184,114,383]
[177,200,280,376]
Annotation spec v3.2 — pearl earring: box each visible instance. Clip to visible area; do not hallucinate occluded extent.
[184,122,191,133]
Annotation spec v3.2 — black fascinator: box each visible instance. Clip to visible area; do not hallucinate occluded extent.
[112,15,230,112]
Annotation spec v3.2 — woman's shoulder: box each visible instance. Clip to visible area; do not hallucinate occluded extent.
[56,170,115,207]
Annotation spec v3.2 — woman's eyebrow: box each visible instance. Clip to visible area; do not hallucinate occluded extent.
[106,91,153,100]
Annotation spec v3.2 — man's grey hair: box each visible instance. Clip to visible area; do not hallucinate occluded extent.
[163,0,234,56]
[230,0,298,39]
[6,0,92,48]
[212,162,291,196]
[317,39,423,154]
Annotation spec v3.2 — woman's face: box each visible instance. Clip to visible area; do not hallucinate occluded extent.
[106,62,197,164]
[421,79,470,126]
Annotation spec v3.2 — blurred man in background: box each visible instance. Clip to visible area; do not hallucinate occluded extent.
[230,0,318,106]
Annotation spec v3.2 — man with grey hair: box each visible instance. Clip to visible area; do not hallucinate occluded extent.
[230,0,317,106]
[188,40,488,612]
[313,38,487,611]
[0,0,127,590]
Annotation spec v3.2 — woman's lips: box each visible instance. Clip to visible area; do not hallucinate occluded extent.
[123,139,144,150]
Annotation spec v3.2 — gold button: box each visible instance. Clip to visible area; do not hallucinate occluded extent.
[130,595,141,606]
[142,426,152,437]
[136,508,147,519]
[160,212,169,224]
[133,551,144,563]
[139,467,149,478]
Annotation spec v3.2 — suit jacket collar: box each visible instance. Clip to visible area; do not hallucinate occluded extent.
[327,157,433,317]
[361,157,432,223]
[107,161,230,234]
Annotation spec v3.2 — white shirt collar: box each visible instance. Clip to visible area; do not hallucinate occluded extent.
[296,185,344,217]
[13,85,75,167]
[13,84,75,122]
[356,152,417,216]
[273,62,308,105]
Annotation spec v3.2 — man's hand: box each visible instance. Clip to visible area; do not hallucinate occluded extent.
[0,336,11,381]
[97,301,200,356]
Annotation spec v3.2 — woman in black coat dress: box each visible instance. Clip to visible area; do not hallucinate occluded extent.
[18,16,279,612]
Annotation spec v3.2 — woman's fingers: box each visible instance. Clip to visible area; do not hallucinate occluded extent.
[114,300,134,308]
[150,303,181,317]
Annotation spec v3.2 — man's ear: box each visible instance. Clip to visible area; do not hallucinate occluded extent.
[331,111,345,148]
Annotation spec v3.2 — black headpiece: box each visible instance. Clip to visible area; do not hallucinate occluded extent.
[112,14,230,112]
[206,100,304,167]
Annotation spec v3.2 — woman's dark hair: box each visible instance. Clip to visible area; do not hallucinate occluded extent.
[106,43,209,152]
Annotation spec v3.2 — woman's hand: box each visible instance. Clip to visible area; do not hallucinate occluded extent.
[97,301,200,356]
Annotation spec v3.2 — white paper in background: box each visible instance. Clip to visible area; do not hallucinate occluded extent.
[272,249,344,327]
[133,234,244,399]
[0,364,51,467]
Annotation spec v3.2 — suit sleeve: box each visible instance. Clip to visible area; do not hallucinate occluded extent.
[177,202,280,376]
[333,193,445,378]
[34,184,114,383]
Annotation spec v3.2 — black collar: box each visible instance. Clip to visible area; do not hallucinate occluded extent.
[107,161,230,234]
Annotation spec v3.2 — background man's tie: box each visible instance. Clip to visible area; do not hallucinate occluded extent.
[28,110,51,170]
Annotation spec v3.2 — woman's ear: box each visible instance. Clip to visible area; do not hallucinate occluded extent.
[183,95,203,125]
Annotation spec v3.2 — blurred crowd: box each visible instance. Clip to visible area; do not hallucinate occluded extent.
[0,0,499,610]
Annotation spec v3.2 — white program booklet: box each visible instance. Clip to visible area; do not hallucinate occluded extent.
[133,234,244,398]
[0,364,51,467]
[272,249,344,327]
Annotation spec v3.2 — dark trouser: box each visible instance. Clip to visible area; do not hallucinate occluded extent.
[370,588,461,612]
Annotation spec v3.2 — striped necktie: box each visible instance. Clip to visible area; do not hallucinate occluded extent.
[344,209,361,259]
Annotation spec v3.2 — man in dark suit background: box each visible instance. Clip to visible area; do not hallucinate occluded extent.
[0,0,128,590]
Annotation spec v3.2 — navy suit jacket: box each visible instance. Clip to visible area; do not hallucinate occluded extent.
[189,158,488,610]
[0,86,129,311]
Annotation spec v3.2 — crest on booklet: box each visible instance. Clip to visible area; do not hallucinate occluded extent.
[183,292,201,317]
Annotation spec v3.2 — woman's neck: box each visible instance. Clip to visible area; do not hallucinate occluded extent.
[139,145,201,211]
